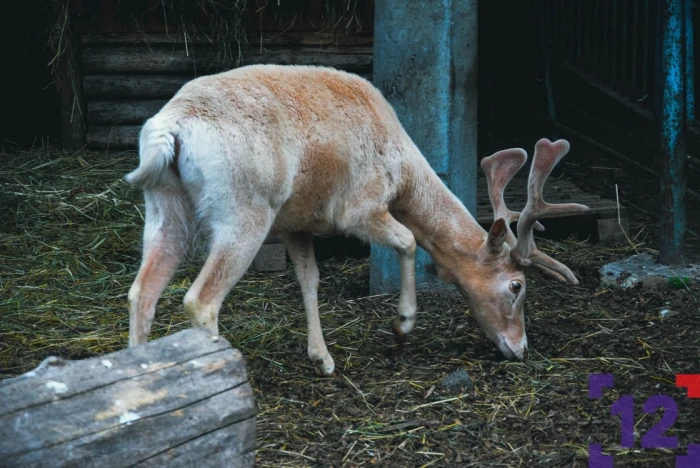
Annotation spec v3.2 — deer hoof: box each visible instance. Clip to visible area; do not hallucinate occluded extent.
[392,317,408,345]
[312,355,335,377]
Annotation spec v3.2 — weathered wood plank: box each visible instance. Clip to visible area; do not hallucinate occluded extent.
[82,46,219,74]
[252,242,287,272]
[0,329,231,414]
[88,100,167,124]
[0,329,255,468]
[82,45,373,74]
[0,350,249,454]
[242,46,372,70]
[84,72,372,100]
[597,217,631,244]
[474,176,625,224]
[84,74,190,98]
[53,6,85,149]
[82,33,215,46]
[10,385,255,468]
[87,125,141,148]
[82,31,374,47]
[137,419,256,467]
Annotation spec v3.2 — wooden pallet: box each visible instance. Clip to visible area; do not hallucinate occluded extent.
[476,175,629,244]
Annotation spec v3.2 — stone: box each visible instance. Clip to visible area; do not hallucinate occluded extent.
[441,369,474,393]
[659,309,680,319]
[599,252,700,289]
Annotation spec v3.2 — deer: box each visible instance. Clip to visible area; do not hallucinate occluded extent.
[125,64,589,376]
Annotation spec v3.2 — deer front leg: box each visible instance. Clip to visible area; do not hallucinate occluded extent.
[355,211,417,344]
[283,232,335,377]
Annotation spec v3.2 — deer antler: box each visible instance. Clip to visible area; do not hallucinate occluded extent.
[480,148,544,247]
[481,140,589,284]
[509,139,590,284]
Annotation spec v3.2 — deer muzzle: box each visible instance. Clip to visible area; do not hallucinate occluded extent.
[498,334,529,360]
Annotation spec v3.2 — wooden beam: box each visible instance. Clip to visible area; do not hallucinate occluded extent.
[82,45,372,74]
[84,71,371,100]
[84,75,191,98]
[86,125,140,149]
[53,5,86,149]
[81,31,374,47]
[88,100,168,124]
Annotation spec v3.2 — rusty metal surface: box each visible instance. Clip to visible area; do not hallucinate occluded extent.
[659,0,689,265]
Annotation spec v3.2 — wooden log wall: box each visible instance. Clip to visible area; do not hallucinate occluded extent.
[82,32,373,149]
[0,329,255,467]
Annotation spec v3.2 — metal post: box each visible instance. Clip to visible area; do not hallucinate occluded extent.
[370,0,478,293]
[659,0,688,266]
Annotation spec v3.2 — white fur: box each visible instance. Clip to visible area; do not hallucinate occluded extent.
[125,65,580,374]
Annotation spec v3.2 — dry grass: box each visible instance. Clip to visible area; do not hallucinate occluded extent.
[1,144,699,466]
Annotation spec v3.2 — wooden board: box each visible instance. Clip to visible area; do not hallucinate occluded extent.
[87,125,141,149]
[0,329,255,467]
[475,175,626,224]
[82,45,373,74]
[84,71,372,101]
[84,74,191,99]
[252,237,287,272]
[81,31,374,47]
[88,99,168,124]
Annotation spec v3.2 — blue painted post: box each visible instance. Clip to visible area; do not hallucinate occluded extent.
[659,0,688,266]
[685,0,695,121]
[370,0,478,293]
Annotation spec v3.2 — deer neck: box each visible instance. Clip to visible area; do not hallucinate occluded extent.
[393,164,487,278]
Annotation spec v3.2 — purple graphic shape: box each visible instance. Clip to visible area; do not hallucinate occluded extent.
[588,444,614,468]
[589,374,614,399]
[641,395,679,449]
[676,444,700,468]
[611,395,635,448]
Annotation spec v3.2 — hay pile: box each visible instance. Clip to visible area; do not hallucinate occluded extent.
[2,144,698,466]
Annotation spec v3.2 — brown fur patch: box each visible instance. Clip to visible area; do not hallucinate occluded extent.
[273,143,351,234]
[197,249,235,306]
[315,73,366,106]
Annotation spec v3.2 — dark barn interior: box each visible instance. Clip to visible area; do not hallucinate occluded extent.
[1,1,700,466]
[5,0,699,255]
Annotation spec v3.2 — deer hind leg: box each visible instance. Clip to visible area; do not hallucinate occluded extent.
[352,211,417,344]
[183,204,275,338]
[128,188,190,347]
[283,231,335,377]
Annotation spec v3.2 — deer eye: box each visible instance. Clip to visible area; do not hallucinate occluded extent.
[509,281,522,294]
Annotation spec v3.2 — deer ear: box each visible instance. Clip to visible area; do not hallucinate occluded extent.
[487,218,508,252]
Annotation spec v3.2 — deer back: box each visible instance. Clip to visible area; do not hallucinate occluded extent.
[155,65,422,236]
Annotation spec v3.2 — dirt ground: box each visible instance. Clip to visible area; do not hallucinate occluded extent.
[1,139,699,467]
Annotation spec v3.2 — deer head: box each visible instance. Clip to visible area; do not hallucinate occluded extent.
[456,138,589,359]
